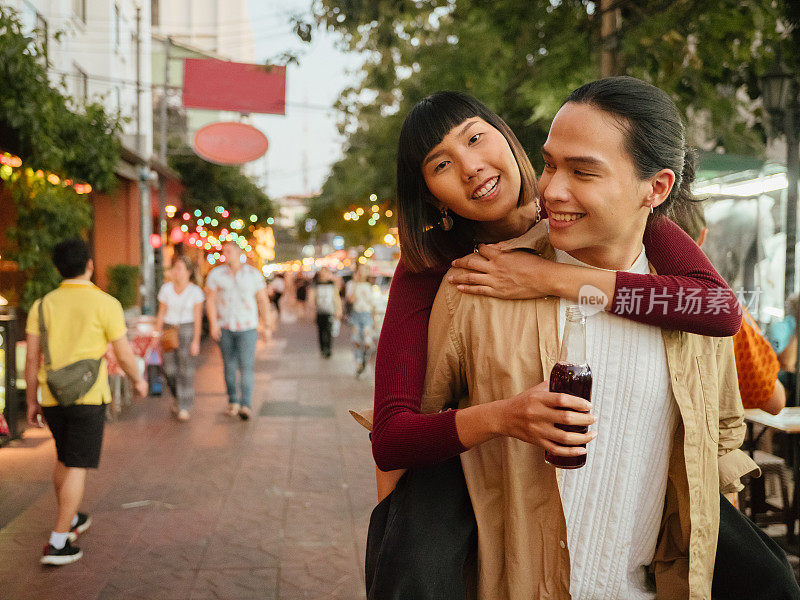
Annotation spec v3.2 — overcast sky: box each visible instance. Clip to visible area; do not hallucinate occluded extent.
[245,2,362,199]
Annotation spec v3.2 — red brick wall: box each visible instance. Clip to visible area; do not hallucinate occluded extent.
[92,178,141,292]
[2,173,183,304]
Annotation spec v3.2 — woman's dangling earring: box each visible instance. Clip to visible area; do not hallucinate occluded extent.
[650,203,654,214]
[440,207,454,231]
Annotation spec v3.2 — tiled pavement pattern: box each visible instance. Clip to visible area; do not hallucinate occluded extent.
[0,314,376,599]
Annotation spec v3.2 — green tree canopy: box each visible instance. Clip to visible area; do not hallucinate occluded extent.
[169,150,273,226]
[0,6,122,191]
[304,0,790,241]
[0,7,124,309]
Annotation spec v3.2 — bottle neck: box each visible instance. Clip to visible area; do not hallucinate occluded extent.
[559,305,587,365]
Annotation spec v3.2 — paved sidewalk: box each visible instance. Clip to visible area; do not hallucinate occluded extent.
[0,315,376,599]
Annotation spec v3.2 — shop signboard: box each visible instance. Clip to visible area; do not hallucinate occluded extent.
[193,122,269,165]
[182,59,286,115]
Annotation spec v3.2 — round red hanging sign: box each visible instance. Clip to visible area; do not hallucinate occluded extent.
[193,122,269,165]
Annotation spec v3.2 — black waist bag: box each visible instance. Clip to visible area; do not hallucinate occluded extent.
[39,299,102,407]
[365,456,478,600]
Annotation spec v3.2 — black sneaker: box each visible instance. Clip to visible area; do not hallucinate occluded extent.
[238,406,251,421]
[67,513,92,543]
[41,540,83,565]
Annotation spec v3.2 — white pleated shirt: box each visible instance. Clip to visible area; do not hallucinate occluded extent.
[556,248,679,600]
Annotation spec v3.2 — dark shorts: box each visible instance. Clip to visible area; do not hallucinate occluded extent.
[41,404,106,469]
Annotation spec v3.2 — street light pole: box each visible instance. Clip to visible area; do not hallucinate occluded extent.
[761,50,800,406]
[787,85,799,296]
[787,87,800,408]
[138,167,156,316]
[785,86,799,301]
[156,36,172,290]
[134,6,155,315]
[762,52,798,299]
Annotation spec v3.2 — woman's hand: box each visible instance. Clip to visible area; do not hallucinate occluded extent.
[190,339,200,356]
[496,381,597,456]
[449,243,555,299]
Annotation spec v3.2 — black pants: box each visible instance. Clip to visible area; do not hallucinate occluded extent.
[316,313,332,357]
[366,457,477,600]
[780,370,797,406]
[270,292,282,315]
[713,493,800,599]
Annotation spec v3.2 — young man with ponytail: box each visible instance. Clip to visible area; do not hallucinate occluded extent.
[420,77,760,599]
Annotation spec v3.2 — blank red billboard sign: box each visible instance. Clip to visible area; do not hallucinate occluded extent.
[182,58,286,115]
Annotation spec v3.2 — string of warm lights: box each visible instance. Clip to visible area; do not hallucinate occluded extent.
[263,228,399,277]
[340,193,400,265]
[0,152,93,194]
[160,203,276,266]
[341,193,394,226]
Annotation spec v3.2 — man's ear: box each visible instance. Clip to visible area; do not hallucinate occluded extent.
[645,168,676,211]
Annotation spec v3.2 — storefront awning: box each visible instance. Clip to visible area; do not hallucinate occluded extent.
[697,151,767,179]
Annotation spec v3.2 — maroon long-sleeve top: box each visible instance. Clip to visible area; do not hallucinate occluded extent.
[372,217,742,471]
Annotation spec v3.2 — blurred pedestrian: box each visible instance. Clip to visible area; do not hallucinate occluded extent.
[772,294,800,406]
[766,293,798,357]
[205,242,270,420]
[310,267,341,358]
[346,263,375,375]
[268,273,285,317]
[25,239,147,565]
[154,256,204,422]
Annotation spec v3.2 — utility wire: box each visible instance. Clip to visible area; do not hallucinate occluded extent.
[47,68,337,112]
[29,7,301,28]
[61,27,296,46]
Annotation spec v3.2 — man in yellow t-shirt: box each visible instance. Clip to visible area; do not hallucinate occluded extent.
[24,239,147,566]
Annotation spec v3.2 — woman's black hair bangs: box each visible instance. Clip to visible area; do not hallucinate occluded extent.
[398,94,483,171]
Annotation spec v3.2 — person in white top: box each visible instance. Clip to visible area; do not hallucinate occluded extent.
[346,264,375,375]
[155,256,205,421]
[205,242,269,420]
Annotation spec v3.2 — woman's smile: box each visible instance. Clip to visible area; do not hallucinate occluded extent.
[472,176,500,200]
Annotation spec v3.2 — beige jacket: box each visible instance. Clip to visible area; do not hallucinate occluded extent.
[421,223,759,600]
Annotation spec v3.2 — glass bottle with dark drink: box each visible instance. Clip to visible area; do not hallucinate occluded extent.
[544,305,593,469]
